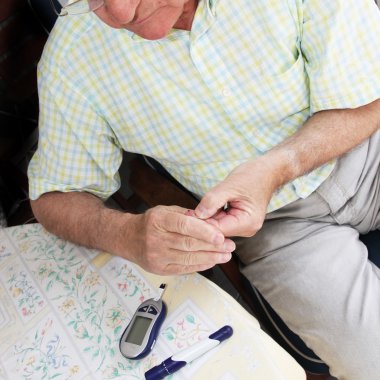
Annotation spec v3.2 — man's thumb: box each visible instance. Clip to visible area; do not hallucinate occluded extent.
[195,192,227,219]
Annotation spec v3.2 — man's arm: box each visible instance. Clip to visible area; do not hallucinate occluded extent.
[31,191,234,275]
[195,98,380,236]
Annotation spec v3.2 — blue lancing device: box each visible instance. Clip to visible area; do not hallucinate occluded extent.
[145,325,233,380]
[119,284,167,360]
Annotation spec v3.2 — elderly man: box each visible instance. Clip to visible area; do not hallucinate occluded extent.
[29,0,380,378]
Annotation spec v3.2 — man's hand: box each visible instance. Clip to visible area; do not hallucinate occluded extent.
[194,158,278,237]
[195,99,380,237]
[31,192,234,276]
[122,205,235,275]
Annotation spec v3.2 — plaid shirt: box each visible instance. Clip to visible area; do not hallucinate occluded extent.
[28,0,380,212]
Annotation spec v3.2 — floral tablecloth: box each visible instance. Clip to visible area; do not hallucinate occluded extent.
[0,224,305,380]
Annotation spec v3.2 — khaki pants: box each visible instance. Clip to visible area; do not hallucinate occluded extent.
[238,130,380,380]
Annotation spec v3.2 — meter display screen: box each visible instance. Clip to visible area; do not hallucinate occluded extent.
[125,316,152,345]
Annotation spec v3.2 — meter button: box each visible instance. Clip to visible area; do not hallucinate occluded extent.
[138,306,149,313]
[148,306,158,315]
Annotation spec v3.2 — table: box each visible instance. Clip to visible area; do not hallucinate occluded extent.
[0,224,305,380]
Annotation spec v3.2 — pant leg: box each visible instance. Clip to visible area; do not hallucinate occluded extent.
[237,130,380,380]
[239,216,380,380]
[316,129,380,233]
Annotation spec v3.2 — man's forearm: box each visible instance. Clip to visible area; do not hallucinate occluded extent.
[30,191,234,275]
[262,98,380,189]
[30,191,134,257]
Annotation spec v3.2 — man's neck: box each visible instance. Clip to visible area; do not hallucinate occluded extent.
[174,0,199,31]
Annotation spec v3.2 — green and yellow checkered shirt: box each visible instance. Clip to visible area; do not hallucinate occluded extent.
[28,0,380,212]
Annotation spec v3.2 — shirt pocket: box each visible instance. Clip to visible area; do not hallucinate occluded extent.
[248,53,311,152]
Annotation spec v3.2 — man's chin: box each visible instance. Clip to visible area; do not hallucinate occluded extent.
[129,25,174,40]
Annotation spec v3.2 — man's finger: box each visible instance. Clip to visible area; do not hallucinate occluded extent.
[166,233,236,253]
[168,249,232,267]
[164,252,232,275]
[210,209,258,237]
[164,212,225,245]
[195,189,230,220]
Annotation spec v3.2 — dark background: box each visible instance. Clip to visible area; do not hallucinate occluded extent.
[0,0,47,226]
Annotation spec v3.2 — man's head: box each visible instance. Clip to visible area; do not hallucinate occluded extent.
[92,0,198,40]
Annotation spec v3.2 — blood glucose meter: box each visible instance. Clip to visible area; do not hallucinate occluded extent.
[119,284,167,360]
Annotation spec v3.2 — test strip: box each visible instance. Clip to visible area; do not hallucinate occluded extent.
[154,284,166,301]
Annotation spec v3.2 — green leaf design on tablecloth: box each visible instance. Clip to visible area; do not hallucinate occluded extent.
[162,312,209,350]
[8,225,129,372]
[13,317,83,379]
[186,314,195,324]
[6,266,45,319]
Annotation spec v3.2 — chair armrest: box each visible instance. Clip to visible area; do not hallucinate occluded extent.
[128,157,198,209]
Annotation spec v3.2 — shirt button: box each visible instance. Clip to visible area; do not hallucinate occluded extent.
[222,87,232,97]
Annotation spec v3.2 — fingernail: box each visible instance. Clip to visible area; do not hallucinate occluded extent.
[213,233,224,245]
[195,206,207,219]
[221,253,232,262]
[224,241,236,252]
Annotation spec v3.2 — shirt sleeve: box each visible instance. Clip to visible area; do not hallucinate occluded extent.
[28,60,123,200]
[301,0,380,113]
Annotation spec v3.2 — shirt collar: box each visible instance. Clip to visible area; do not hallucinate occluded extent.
[207,0,217,17]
